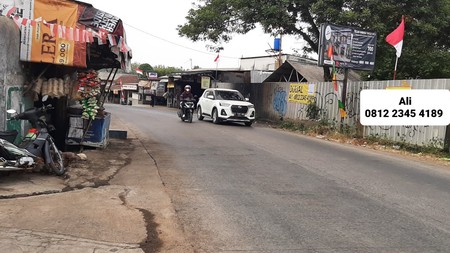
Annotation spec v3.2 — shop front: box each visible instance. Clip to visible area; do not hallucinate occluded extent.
[0,0,132,149]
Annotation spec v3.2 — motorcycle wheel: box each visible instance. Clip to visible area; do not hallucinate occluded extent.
[179,110,185,122]
[48,139,65,175]
[188,110,193,123]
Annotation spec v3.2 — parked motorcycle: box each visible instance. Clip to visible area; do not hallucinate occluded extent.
[2,96,65,175]
[0,134,37,171]
[177,98,196,123]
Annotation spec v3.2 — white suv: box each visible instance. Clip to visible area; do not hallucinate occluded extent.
[197,88,255,126]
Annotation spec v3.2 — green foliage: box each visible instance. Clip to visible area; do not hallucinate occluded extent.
[366,134,447,156]
[306,102,321,120]
[277,120,447,156]
[130,63,153,77]
[129,63,183,77]
[178,0,450,80]
[139,63,154,73]
[152,65,184,77]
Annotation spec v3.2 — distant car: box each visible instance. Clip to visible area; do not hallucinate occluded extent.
[196,88,255,126]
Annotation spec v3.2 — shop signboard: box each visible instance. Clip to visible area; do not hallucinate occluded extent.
[121,84,137,90]
[201,76,210,89]
[5,0,125,68]
[10,0,86,67]
[288,83,316,104]
[156,82,165,96]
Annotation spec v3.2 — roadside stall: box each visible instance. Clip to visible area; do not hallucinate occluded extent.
[0,0,132,149]
[138,80,152,105]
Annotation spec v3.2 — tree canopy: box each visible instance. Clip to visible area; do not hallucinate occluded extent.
[152,65,184,77]
[138,63,154,73]
[130,63,184,77]
[178,0,450,80]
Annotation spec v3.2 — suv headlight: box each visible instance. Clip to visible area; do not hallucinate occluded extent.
[248,104,254,108]
[219,102,231,107]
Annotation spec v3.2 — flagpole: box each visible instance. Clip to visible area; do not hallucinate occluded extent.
[393,56,399,80]
[215,59,218,86]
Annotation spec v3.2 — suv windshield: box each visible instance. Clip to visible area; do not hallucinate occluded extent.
[215,90,244,101]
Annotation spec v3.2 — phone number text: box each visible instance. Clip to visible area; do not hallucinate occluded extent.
[364,109,443,118]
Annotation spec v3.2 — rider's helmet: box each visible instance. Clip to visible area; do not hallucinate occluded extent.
[184,85,191,92]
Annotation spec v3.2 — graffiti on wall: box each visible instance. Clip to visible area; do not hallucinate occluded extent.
[368,125,433,139]
[295,91,340,121]
[264,80,449,148]
[344,91,361,119]
[367,125,444,147]
[273,86,287,118]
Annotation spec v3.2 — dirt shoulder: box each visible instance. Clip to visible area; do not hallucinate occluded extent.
[254,120,450,169]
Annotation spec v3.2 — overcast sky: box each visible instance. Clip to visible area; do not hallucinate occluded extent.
[82,0,306,70]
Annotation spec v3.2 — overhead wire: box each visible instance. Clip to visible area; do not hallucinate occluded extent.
[123,22,239,60]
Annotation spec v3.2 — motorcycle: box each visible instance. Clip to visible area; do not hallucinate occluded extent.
[177,98,196,123]
[0,133,37,172]
[2,96,65,175]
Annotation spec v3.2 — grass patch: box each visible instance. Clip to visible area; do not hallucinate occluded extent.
[259,119,449,158]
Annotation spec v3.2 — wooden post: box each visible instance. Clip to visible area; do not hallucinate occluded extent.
[340,68,349,132]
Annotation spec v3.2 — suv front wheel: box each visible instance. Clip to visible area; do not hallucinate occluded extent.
[197,106,204,120]
[212,108,220,124]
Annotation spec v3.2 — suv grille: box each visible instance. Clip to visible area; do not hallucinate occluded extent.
[231,105,248,113]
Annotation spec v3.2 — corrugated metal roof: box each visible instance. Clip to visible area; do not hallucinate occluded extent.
[115,75,139,84]
[138,80,151,87]
[264,60,361,83]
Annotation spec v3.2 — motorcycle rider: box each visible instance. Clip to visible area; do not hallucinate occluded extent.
[179,85,194,117]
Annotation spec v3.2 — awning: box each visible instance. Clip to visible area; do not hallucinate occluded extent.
[138,80,151,88]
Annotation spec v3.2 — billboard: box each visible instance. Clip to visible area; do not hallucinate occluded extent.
[318,23,377,71]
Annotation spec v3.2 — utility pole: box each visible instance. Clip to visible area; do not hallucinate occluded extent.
[214,46,223,83]
[278,34,283,68]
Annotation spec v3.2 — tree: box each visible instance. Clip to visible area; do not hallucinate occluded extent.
[152,65,184,77]
[130,63,154,77]
[139,63,154,74]
[178,0,450,80]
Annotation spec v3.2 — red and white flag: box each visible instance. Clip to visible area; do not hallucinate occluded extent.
[6,6,17,17]
[67,27,74,41]
[80,30,86,43]
[74,28,80,42]
[21,18,28,26]
[108,34,117,46]
[214,54,219,62]
[120,37,129,52]
[48,24,55,36]
[12,16,21,28]
[58,25,64,39]
[135,68,143,75]
[386,16,405,58]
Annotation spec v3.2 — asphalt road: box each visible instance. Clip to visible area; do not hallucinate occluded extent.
[108,103,450,253]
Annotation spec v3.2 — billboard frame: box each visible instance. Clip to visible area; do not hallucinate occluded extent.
[318,23,377,71]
